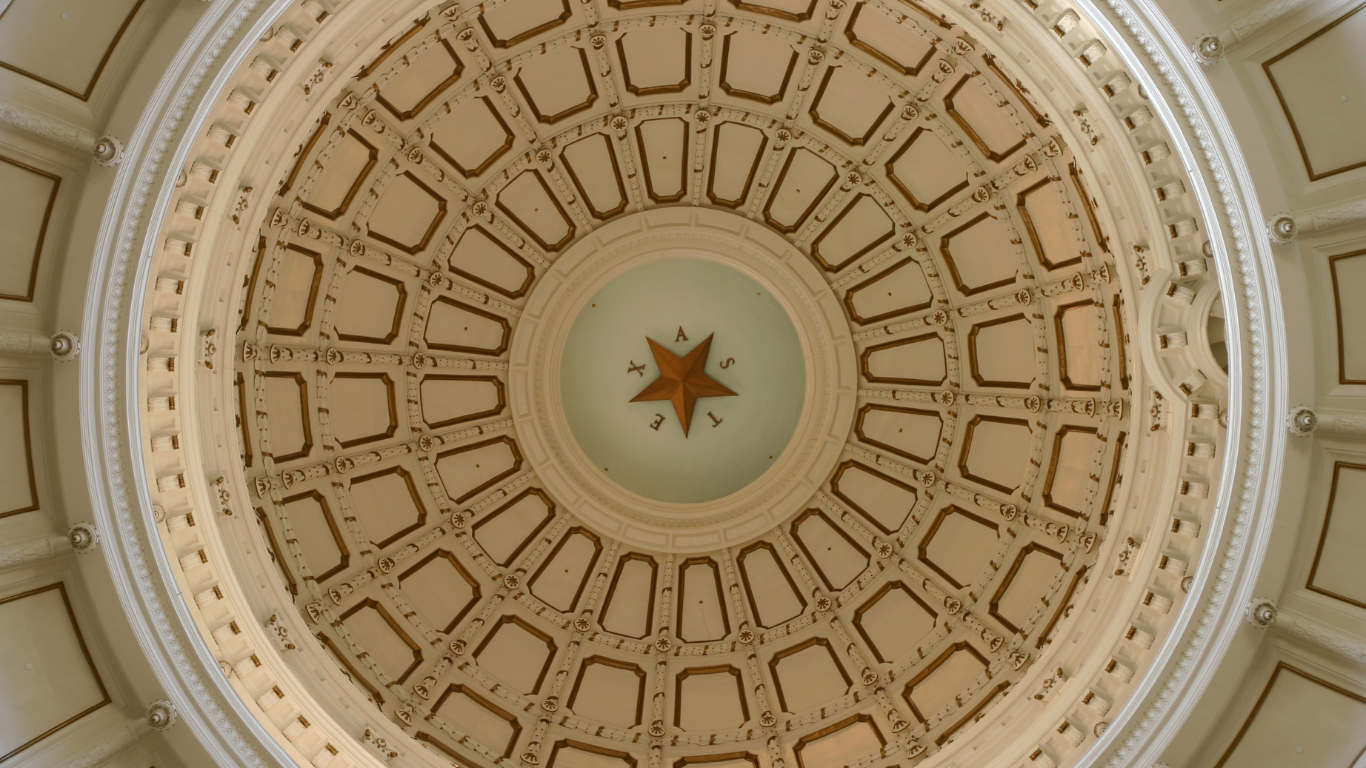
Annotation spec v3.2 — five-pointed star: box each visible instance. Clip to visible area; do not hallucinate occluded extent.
[630,334,737,436]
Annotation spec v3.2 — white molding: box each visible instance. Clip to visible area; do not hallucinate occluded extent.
[1079,1,1287,767]
[0,534,70,570]
[0,98,97,154]
[80,1,315,766]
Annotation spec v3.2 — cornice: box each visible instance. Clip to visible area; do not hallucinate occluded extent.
[80,1,318,766]
[1073,0,1287,765]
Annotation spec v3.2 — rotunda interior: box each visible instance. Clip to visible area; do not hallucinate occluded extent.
[0,0,1362,768]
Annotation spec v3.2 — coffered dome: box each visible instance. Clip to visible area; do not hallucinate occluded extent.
[8,0,1326,765]
[125,0,1237,765]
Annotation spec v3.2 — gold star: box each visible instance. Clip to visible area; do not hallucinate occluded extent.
[630,333,737,436]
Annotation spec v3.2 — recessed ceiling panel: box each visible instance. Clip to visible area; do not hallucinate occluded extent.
[845,2,936,76]
[901,643,989,722]
[1056,301,1103,391]
[791,509,869,592]
[810,194,896,273]
[546,740,636,768]
[617,27,691,94]
[853,581,937,663]
[1331,250,1366,383]
[958,416,1032,495]
[340,600,423,684]
[530,528,602,612]
[262,372,311,461]
[677,557,729,643]
[855,404,943,466]
[424,297,512,356]
[770,638,851,713]
[367,171,448,254]
[1264,5,1366,180]
[514,46,597,122]
[0,584,109,761]
[792,715,883,768]
[434,436,522,504]
[830,461,918,534]
[764,148,836,233]
[472,488,557,567]
[844,256,935,325]
[303,130,378,219]
[968,314,1036,389]
[989,544,1063,634]
[497,169,575,251]
[944,74,1026,163]
[0,381,37,516]
[0,0,141,99]
[737,541,806,628]
[939,213,1019,296]
[281,490,348,582]
[1210,663,1366,768]
[1018,179,1082,270]
[474,616,556,695]
[719,32,798,103]
[808,66,895,146]
[886,128,970,213]
[265,245,324,336]
[601,553,657,638]
[635,118,688,203]
[861,333,947,386]
[1043,426,1101,518]
[348,466,427,548]
[0,156,59,301]
[568,657,646,727]
[419,375,505,429]
[708,122,767,208]
[430,685,521,759]
[429,96,516,177]
[328,373,397,448]
[334,267,406,344]
[1309,462,1366,609]
[675,666,748,731]
[560,133,627,218]
[448,226,536,298]
[377,39,464,120]
[917,506,999,589]
[398,550,481,633]
[479,0,573,48]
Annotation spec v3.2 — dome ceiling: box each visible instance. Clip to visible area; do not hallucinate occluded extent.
[131,0,1230,766]
[232,0,1129,754]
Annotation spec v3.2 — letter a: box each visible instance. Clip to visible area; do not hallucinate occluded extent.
[675,326,688,342]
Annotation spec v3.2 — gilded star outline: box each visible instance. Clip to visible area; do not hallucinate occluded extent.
[630,334,736,436]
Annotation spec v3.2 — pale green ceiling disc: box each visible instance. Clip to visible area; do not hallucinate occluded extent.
[560,257,807,504]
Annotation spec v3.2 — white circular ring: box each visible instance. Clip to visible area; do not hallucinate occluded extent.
[509,209,859,552]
